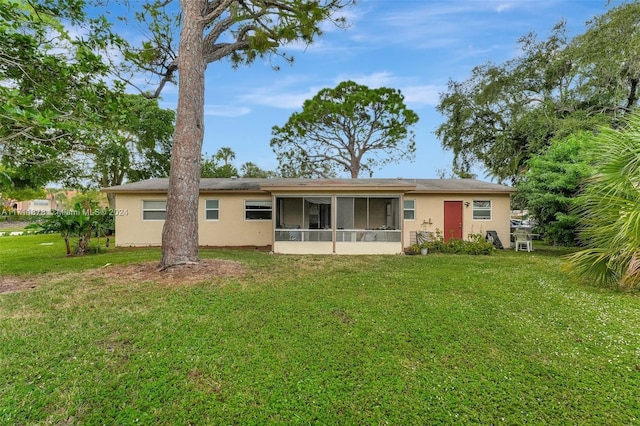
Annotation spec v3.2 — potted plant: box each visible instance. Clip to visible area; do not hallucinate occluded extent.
[409,243,428,255]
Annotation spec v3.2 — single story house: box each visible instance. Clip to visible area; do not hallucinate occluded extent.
[102,178,515,254]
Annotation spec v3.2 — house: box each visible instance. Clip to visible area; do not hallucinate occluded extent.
[102,178,515,254]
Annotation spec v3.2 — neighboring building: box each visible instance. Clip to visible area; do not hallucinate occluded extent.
[13,198,53,214]
[9,189,79,214]
[102,178,515,254]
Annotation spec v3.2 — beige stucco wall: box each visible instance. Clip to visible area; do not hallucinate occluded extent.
[113,193,272,247]
[402,193,512,248]
[114,194,165,246]
[199,193,272,247]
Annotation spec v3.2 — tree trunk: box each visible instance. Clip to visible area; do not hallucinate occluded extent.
[64,237,71,257]
[160,0,206,269]
[106,192,116,209]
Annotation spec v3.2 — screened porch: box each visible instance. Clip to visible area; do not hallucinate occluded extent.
[273,195,403,254]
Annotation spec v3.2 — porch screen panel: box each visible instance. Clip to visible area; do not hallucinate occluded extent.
[354,198,368,229]
[390,198,400,228]
[281,198,303,228]
[368,198,387,229]
[337,197,354,229]
[305,197,331,229]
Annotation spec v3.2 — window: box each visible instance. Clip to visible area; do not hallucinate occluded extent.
[205,199,219,220]
[472,200,491,220]
[142,200,166,220]
[404,199,415,220]
[245,200,272,220]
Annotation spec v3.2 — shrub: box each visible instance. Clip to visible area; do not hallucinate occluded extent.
[26,205,114,256]
[413,229,494,255]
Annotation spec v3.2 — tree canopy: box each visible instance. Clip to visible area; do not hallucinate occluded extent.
[0,1,174,197]
[271,81,419,178]
[514,133,597,246]
[1,0,110,188]
[201,148,275,178]
[92,92,174,206]
[435,1,639,182]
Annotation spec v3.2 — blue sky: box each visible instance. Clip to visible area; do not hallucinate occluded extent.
[151,0,614,180]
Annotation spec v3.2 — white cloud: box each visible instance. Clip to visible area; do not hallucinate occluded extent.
[334,71,396,88]
[204,105,251,117]
[495,3,514,13]
[233,74,328,109]
[240,87,316,109]
[401,85,444,106]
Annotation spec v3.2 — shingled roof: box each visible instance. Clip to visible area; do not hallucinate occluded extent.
[102,178,515,194]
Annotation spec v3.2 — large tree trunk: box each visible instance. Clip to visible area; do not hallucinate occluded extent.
[160,0,206,269]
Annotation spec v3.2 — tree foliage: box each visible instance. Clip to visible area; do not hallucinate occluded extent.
[201,148,239,178]
[271,81,419,178]
[572,1,640,114]
[436,2,639,182]
[201,148,275,178]
[566,112,640,289]
[515,133,597,246]
[91,92,174,206]
[1,1,174,197]
[0,0,112,188]
[115,0,353,98]
[240,161,276,178]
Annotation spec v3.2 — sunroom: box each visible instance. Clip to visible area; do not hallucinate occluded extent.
[272,195,403,254]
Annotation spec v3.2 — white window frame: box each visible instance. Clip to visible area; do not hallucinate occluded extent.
[245,200,272,221]
[472,200,492,220]
[403,199,415,220]
[142,200,167,221]
[204,199,220,221]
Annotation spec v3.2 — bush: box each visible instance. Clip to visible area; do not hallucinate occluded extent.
[411,229,494,255]
[26,206,114,256]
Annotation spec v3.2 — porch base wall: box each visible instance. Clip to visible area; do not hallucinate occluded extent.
[274,241,334,254]
[335,242,402,255]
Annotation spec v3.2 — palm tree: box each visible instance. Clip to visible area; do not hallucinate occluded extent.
[215,147,235,166]
[566,112,640,289]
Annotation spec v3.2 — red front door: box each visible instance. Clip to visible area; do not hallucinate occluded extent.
[444,201,463,242]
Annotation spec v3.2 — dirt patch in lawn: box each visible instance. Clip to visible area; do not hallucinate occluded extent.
[91,259,246,285]
[0,259,246,294]
[0,276,39,294]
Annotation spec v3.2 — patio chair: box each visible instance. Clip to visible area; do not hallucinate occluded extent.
[513,229,532,252]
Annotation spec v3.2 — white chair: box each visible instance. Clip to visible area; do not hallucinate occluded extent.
[513,229,532,252]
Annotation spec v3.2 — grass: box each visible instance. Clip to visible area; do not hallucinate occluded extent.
[1,235,639,424]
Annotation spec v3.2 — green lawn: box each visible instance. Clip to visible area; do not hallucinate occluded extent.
[1,235,639,424]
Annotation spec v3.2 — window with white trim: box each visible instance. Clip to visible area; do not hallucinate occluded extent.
[205,199,219,220]
[404,199,415,220]
[245,200,272,220]
[142,200,166,220]
[472,200,491,220]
